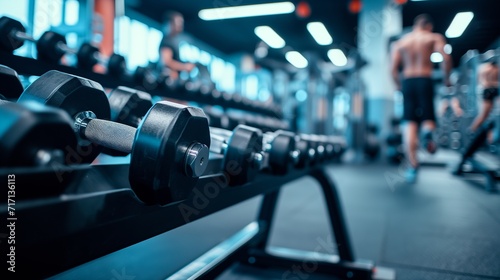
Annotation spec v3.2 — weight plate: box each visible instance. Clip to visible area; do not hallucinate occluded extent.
[129,101,210,205]
[18,70,110,163]
[224,125,263,186]
[0,101,77,167]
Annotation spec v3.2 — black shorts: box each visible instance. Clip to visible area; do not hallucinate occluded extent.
[483,88,498,101]
[402,77,436,123]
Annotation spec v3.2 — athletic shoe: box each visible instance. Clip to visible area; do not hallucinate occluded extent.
[405,167,418,184]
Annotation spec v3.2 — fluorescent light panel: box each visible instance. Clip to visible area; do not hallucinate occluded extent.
[444,44,452,54]
[254,26,286,49]
[286,51,308,68]
[328,49,347,66]
[307,22,333,46]
[445,12,474,38]
[199,2,295,21]
[430,52,443,63]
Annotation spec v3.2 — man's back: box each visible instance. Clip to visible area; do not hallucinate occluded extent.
[479,63,499,89]
[396,30,443,78]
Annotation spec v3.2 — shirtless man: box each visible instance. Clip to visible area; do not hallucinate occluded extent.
[470,59,498,132]
[391,14,452,183]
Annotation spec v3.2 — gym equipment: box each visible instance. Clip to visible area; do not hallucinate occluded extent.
[104,86,154,156]
[210,125,264,185]
[76,42,127,76]
[364,124,381,160]
[300,134,324,164]
[0,99,78,167]
[0,16,127,75]
[17,70,211,205]
[0,16,68,62]
[452,121,499,192]
[17,70,111,163]
[133,66,158,89]
[386,118,403,164]
[263,130,299,174]
[108,86,153,127]
[294,135,315,168]
[0,64,24,99]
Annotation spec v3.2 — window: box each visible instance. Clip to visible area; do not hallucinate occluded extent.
[180,41,235,92]
[33,0,63,39]
[64,0,79,26]
[114,15,163,70]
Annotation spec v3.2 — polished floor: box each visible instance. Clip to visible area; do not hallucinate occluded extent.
[52,151,500,280]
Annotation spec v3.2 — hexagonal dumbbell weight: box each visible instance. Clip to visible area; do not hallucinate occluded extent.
[0,65,24,100]
[0,97,78,167]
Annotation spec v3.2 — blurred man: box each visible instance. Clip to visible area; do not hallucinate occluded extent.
[159,11,194,79]
[391,14,452,183]
[470,59,498,132]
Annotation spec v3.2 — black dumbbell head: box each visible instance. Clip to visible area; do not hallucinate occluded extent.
[129,101,211,205]
[108,86,152,126]
[0,101,77,167]
[107,54,127,77]
[268,131,296,175]
[294,136,312,168]
[103,86,153,157]
[224,125,263,186]
[77,43,100,70]
[0,65,24,99]
[36,31,67,63]
[17,70,111,163]
[134,66,157,89]
[0,16,25,52]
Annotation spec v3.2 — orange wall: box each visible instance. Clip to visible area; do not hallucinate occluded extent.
[94,0,114,57]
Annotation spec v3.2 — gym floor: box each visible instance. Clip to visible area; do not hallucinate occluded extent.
[51,151,500,280]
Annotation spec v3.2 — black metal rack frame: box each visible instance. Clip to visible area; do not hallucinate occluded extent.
[0,155,394,279]
[0,52,282,118]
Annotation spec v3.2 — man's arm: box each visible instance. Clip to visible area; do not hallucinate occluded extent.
[391,42,402,90]
[160,47,194,72]
[434,34,452,86]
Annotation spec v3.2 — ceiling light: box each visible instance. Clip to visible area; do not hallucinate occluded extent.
[254,26,286,49]
[445,12,474,38]
[199,2,295,21]
[286,51,308,68]
[307,22,333,46]
[328,49,347,66]
[430,52,443,63]
[444,44,452,54]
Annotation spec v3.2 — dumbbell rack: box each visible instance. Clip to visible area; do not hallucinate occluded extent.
[0,154,394,279]
[0,52,282,118]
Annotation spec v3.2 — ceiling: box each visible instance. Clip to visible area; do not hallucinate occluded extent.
[129,0,500,69]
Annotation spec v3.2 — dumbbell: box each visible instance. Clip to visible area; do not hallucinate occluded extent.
[103,97,266,182]
[17,70,211,205]
[134,66,158,89]
[328,136,347,161]
[210,126,300,176]
[311,135,335,161]
[294,136,315,168]
[0,16,127,75]
[0,97,78,167]
[0,64,24,99]
[209,125,264,185]
[301,134,325,164]
[262,130,300,174]
[0,16,68,62]
[100,86,154,157]
[108,86,153,127]
[76,42,127,76]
